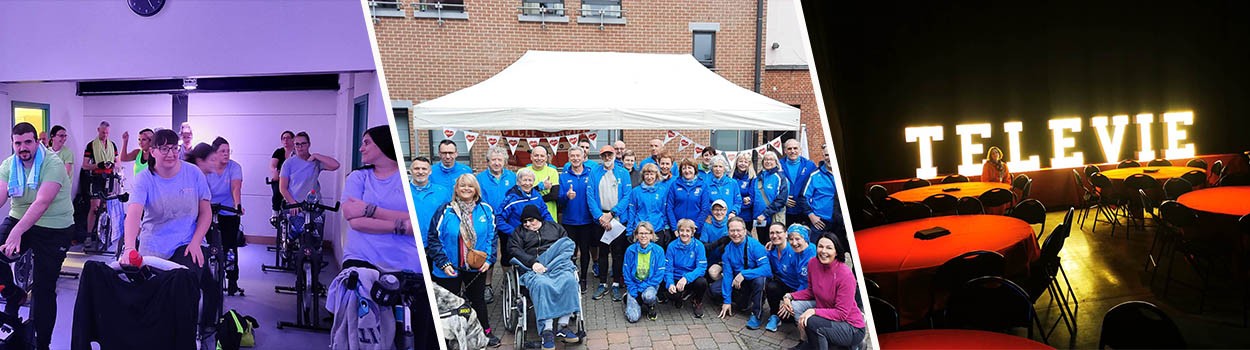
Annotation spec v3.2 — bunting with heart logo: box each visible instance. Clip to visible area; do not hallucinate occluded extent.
[564,134,580,146]
[693,144,706,155]
[676,135,693,152]
[442,128,457,139]
[725,151,739,165]
[768,137,784,152]
[486,135,501,149]
[506,137,520,154]
[546,137,560,150]
[463,131,479,150]
[663,130,679,145]
[526,138,541,150]
[585,132,599,147]
[756,145,769,156]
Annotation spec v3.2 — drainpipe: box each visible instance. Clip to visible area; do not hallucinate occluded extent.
[753,0,764,93]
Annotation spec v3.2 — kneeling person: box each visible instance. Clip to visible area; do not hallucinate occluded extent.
[717,217,772,330]
[666,219,708,318]
[623,222,665,323]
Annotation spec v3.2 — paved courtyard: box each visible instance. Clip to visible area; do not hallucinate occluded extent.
[480,265,870,350]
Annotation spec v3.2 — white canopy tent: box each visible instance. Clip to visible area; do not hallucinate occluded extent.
[413,51,800,130]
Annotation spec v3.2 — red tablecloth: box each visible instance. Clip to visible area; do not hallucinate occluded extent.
[877,329,1054,349]
[889,182,1012,203]
[857,215,1041,325]
[1177,186,1250,217]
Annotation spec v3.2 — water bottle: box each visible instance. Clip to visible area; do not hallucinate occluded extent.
[128,249,144,267]
[226,250,237,272]
[306,189,320,205]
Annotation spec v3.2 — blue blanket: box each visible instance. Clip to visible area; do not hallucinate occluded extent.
[516,237,580,321]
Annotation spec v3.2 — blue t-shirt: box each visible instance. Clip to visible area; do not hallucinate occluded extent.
[280,155,321,201]
[344,168,421,273]
[206,160,243,216]
[132,162,212,258]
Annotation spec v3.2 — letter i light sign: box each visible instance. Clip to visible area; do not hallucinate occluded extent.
[902,111,1195,178]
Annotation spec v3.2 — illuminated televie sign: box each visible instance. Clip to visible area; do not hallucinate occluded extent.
[904,111,1195,179]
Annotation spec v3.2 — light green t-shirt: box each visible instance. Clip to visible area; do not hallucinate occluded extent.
[54,147,73,168]
[636,250,652,281]
[0,154,75,229]
[526,165,560,218]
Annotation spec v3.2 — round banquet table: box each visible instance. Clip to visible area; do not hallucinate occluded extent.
[877,329,1054,349]
[889,182,1012,203]
[1100,166,1199,181]
[856,215,1041,325]
[1177,186,1250,217]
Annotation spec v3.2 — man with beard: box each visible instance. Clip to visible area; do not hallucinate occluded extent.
[0,122,76,349]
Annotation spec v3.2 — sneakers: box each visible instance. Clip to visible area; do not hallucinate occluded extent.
[483,284,494,304]
[746,314,761,330]
[540,330,556,350]
[672,298,684,310]
[648,308,657,321]
[765,315,780,332]
[485,332,502,348]
[593,284,609,300]
[693,301,705,318]
[556,325,579,343]
[579,281,587,294]
[610,284,623,302]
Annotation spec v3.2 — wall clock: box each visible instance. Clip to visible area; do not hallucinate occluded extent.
[129,0,166,17]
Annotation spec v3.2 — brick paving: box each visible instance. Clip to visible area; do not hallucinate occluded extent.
[479,265,860,350]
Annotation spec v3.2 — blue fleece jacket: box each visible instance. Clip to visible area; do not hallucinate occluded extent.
[496,186,554,237]
[704,174,742,217]
[621,183,668,234]
[427,201,496,278]
[753,168,789,225]
[781,156,817,214]
[720,236,772,301]
[799,163,840,225]
[623,242,667,298]
[585,162,632,220]
[476,169,517,217]
[666,177,709,230]
[776,245,816,291]
[733,171,758,218]
[665,238,707,286]
[409,182,450,241]
[429,162,473,189]
[557,165,594,225]
[700,216,729,265]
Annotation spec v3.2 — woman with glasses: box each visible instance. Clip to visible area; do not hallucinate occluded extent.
[754,152,789,240]
[47,125,74,175]
[120,129,218,335]
[426,173,499,347]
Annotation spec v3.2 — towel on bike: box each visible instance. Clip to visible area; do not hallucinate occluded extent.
[433,283,488,350]
[517,236,580,321]
[7,145,43,198]
[326,267,395,350]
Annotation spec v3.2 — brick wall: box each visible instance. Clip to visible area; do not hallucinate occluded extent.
[375,0,826,166]
[763,68,825,162]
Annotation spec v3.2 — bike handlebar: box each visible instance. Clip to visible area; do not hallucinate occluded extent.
[283,200,340,213]
[211,204,241,215]
[265,177,278,185]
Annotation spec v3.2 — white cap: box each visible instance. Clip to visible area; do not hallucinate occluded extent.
[711,199,727,208]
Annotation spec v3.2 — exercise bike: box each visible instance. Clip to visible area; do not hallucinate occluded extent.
[209,204,243,297]
[82,171,128,259]
[275,193,339,332]
[261,178,294,273]
[340,269,429,350]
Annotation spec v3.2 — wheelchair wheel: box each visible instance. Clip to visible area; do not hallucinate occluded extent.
[514,295,527,350]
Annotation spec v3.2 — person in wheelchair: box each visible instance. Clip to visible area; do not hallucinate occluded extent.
[425,173,499,347]
[0,122,77,350]
[622,222,666,323]
[507,205,580,350]
[119,130,218,337]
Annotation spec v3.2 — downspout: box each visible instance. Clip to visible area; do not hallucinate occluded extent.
[753,0,764,93]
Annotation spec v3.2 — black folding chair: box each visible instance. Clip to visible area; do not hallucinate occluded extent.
[955,197,985,215]
[944,276,1042,342]
[1179,170,1206,191]
[941,174,969,184]
[978,188,1015,212]
[1025,221,1077,341]
[868,297,900,334]
[1118,160,1142,169]
[1147,159,1172,167]
[903,178,932,190]
[922,193,958,216]
[885,202,932,223]
[1009,199,1047,241]
[1098,301,1185,349]
[1185,158,1207,171]
[929,250,1006,327]
[1162,178,1192,201]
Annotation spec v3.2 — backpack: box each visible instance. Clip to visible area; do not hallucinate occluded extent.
[0,311,33,350]
[216,309,259,350]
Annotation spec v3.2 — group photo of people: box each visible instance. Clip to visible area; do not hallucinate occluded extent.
[1,2,437,349]
[411,131,863,350]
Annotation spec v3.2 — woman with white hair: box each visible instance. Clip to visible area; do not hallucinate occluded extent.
[703,155,741,219]
[753,152,789,240]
